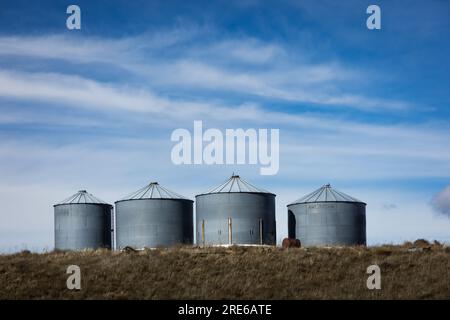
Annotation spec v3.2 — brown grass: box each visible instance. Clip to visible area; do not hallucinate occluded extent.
[0,245,449,299]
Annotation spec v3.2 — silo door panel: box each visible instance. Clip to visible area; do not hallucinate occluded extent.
[288,211,296,239]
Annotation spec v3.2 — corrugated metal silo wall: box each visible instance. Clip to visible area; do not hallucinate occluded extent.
[54,203,112,250]
[115,199,193,249]
[195,193,276,245]
[287,202,366,246]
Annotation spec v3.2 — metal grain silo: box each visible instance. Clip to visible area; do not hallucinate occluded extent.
[54,190,113,250]
[115,182,193,249]
[287,184,366,246]
[196,175,276,245]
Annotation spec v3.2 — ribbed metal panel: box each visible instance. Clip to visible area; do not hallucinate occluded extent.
[287,185,366,246]
[54,190,112,250]
[115,182,193,249]
[195,175,276,245]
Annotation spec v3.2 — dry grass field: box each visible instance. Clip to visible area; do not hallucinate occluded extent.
[1,244,449,299]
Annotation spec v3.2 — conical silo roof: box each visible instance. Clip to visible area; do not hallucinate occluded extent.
[288,184,365,205]
[54,190,112,207]
[197,174,274,196]
[118,182,192,201]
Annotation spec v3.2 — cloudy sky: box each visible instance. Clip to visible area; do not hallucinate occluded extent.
[1,0,450,252]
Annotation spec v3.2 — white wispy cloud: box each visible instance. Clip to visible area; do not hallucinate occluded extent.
[0,69,274,123]
[1,68,449,181]
[0,28,200,63]
[0,70,166,113]
[0,68,430,131]
[0,32,411,111]
[432,186,450,218]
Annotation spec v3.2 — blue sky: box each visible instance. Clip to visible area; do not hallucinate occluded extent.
[1,0,450,251]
